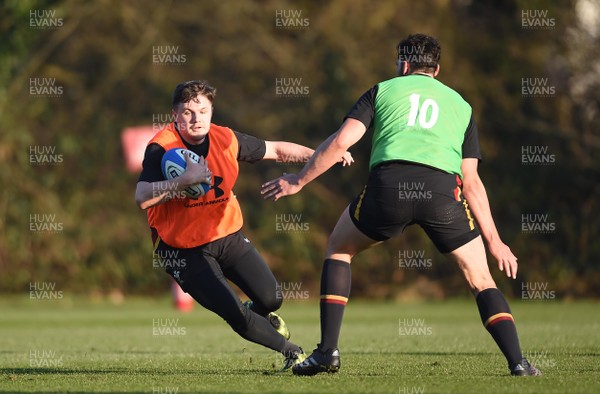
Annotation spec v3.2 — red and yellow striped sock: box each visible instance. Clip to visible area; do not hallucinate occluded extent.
[476,288,523,368]
[319,259,351,350]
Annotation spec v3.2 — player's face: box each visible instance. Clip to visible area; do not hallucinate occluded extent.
[173,95,213,144]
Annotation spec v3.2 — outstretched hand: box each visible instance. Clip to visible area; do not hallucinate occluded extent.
[261,173,302,201]
[489,241,518,279]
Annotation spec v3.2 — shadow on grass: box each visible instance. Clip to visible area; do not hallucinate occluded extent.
[347,350,600,357]
[347,350,492,356]
[1,366,266,375]
[1,367,127,375]
[0,392,229,394]
[0,392,160,394]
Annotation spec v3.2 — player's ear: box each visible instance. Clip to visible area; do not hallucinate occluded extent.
[434,64,440,77]
[403,61,410,76]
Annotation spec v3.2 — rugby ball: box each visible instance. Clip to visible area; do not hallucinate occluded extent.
[161,148,211,199]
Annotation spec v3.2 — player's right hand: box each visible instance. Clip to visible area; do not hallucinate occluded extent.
[183,153,212,186]
[489,241,518,279]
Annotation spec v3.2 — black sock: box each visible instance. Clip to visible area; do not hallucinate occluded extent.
[319,259,351,351]
[476,288,523,368]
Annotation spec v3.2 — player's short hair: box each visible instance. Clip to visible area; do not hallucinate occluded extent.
[172,80,216,107]
[397,34,441,73]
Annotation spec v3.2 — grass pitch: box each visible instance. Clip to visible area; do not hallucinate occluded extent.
[0,297,599,393]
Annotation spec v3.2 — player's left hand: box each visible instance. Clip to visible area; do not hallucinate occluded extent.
[340,151,354,167]
[489,241,518,279]
[261,173,303,201]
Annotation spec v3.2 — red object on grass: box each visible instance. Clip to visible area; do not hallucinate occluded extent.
[171,279,195,312]
[121,126,159,173]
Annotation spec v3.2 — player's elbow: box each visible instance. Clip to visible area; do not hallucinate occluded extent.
[331,131,355,151]
[461,176,484,201]
[137,194,157,210]
[329,135,346,152]
[332,119,366,149]
[135,195,148,210]
[135,186,151,210]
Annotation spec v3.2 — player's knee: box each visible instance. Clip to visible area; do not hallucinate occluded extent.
[469,275,496,294]
[325,238,339,256]
[268,295,283,312]
[228,306,252,335]
[256,295,282,313]
[229,320,250,336]
[325,237,354,260]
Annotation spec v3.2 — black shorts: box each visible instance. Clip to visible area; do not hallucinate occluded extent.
[348,161,480,253]
[153,230,282,318]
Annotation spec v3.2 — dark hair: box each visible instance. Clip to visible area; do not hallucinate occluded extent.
[172,80,216,107]
[397,34,441,73]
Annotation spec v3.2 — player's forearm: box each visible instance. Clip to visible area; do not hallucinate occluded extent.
[297,133,346,187]
[135,178,191,210]
[270,141,314,164]
[462,178,502,246]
